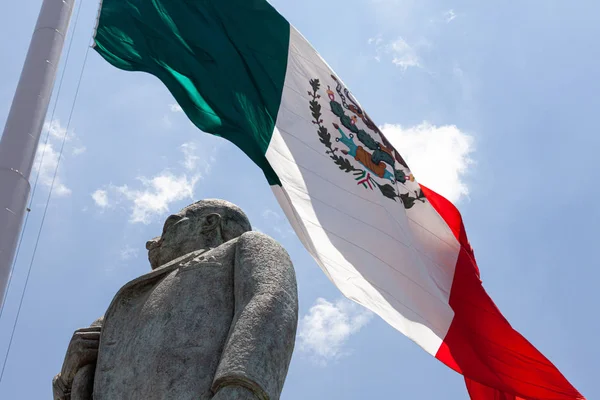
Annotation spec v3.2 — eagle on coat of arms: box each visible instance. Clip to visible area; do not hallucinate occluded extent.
[308,76,426,209]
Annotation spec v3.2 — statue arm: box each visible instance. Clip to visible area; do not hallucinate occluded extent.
[52,317,103,400]
[212,231,299,400]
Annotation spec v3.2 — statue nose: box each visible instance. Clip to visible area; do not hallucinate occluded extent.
[146,237,162,250]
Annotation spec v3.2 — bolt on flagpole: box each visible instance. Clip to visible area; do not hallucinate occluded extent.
[0,0,74,307]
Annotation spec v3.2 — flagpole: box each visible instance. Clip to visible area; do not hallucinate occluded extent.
[0,0,74,307]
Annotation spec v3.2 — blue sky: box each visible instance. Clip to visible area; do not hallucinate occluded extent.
[1,0,598,398]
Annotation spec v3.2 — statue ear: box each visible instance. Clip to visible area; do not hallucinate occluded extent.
[201,213,222,233]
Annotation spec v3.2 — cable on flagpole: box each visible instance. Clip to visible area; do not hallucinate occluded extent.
[0,0,90,384]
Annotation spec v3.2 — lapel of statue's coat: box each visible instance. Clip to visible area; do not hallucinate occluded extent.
[102,249,209,329]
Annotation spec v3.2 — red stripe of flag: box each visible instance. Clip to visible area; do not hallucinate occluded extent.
[420,185,584,400]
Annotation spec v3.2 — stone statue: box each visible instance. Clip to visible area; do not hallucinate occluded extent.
[52,199,298,400]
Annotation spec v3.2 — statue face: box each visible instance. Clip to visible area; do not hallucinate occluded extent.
[146,210,222,270]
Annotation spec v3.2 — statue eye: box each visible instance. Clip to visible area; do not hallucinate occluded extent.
[162,215,183,234]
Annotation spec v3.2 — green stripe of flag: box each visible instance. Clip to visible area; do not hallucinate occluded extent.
[94,0,291,185]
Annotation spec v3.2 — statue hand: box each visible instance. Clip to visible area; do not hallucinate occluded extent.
[52,373,70,400]
[60,326,101,385]
[212,385,259,400]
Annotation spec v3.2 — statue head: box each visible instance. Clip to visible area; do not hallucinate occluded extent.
[145,199,252,269]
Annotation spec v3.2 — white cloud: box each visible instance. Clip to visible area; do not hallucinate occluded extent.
[381,122,475,203]
[113,172,200,224]
[369,36,421,70]
[388,38,421,69]
[72,146,86,155]
[92,189,109,208]
[91,172,199,224]
[298,298,373,365]
[120,245,139,261]
[33,142,71,197]
[203,149,217,176]
[180,141,217,175]
[44,119,73,141]
[169,103,183,113]
[91,142,215,223]
[262,209,280,220]
[367,36,383,46]
[445,9,457,23]
[161,104,184,129]
[29,120,85,197]
[181,142,200,171]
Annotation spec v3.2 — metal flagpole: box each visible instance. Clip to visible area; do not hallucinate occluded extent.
[0,0,75,307]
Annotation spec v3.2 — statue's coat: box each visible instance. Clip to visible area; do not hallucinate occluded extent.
[91,231,298,400]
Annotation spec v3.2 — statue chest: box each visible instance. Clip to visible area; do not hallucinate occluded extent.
[94,258,236,399]
[139,260,235,332]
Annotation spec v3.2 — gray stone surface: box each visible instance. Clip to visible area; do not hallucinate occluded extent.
[53,199,298,400]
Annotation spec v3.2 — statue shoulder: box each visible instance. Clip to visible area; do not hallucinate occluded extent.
[233,230,297,293]
[236,231,288,254]
[234,231,293,268]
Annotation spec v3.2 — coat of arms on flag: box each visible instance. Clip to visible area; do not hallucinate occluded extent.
[308,76,426,209]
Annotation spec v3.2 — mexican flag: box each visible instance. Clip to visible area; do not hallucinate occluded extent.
[94,1,583,399]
